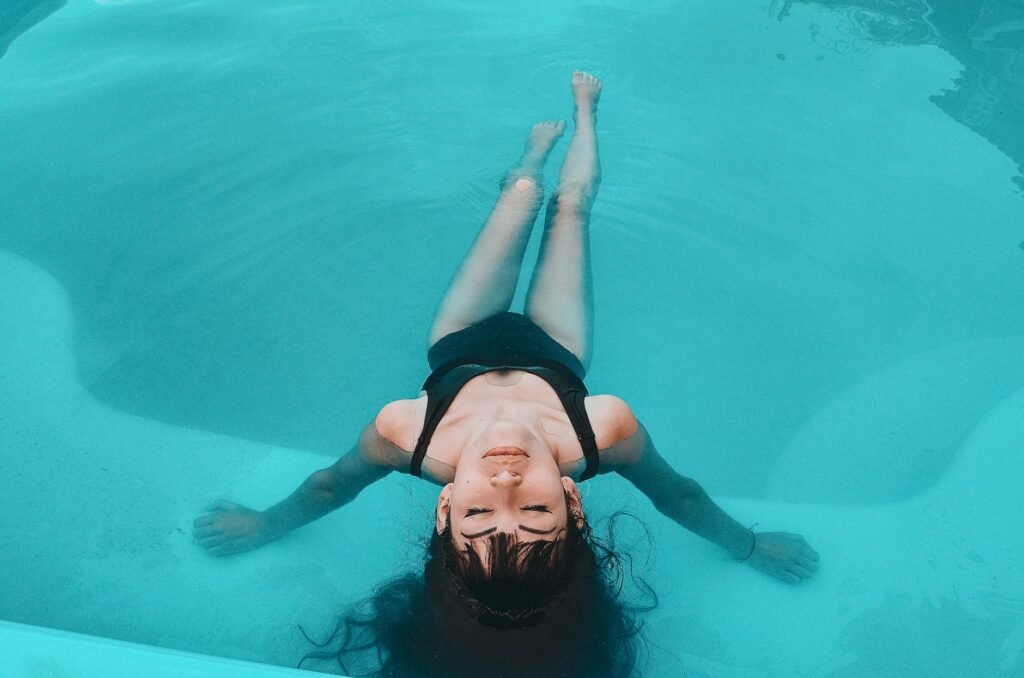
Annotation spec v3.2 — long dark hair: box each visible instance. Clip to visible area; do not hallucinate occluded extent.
[298,504,656,677]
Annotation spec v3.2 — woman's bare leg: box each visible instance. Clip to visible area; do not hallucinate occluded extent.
[428,121,566,346]
[524,72,602,368]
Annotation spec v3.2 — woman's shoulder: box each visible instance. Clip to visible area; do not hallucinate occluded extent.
[583,394,640,449]
[373,396,455,484]
[374,397,427,454]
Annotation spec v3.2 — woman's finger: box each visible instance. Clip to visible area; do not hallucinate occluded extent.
[787,563,813,580]
[192,526,220,540]
[198,535,227,549]
[797,555,820,572]
[193,514,217,528]
[205,500,236,513]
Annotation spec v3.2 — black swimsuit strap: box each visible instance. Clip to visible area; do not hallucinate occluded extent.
[411,365,483,477]
[555,382,600,481]
[410,389,452,478]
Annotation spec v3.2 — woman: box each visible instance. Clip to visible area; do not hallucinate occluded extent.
[193,71,819,674]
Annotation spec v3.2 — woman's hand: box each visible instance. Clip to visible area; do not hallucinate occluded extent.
[192,499,275,556]
[746,531,820,583]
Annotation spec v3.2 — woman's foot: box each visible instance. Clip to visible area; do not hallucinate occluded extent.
[524,120,566,163]
[571,71,602,117]
[510,121,565,191]
[558,71,600,191]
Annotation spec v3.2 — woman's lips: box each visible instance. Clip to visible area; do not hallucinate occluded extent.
[483,446,528,458]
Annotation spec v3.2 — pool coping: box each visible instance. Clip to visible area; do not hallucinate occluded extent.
[0,620,341,678]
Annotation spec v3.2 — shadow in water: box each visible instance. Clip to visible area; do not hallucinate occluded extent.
[833,593,1024,677]
[773,0,1024,194]
[0,0,65,60]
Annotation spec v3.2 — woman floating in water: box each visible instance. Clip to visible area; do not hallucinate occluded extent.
[193,71,819,676]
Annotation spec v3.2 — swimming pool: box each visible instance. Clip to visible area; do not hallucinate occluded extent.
[2,1,1023,676]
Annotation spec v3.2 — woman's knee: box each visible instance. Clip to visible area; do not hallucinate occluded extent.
[501,171,543,197]
[546,189,592,223]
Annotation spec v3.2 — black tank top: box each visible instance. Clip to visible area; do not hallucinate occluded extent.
[409,363,600,481]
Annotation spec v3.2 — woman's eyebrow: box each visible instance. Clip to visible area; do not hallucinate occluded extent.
[519,525,557,535]
[461,527,498,539]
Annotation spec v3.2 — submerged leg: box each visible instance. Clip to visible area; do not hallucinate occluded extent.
[428,121,566,347]
[525,71,602,368]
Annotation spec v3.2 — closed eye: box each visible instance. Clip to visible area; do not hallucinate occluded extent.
[465,507,492,517]
[522,505,551,513]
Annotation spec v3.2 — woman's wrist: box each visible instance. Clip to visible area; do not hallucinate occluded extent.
[735,523,759,561]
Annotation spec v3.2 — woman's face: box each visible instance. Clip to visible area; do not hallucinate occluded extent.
[435,419,584,555]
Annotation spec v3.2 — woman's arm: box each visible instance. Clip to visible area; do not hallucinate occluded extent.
[603,402,819,582]
[259,418,401,539]
[193,405,408,556]
[611,420,756,560]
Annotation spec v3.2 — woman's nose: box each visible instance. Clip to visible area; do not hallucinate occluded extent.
[490,470,522,487]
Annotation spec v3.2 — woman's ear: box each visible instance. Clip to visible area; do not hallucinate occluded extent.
[435,483,454,535]
[561,477,585,529]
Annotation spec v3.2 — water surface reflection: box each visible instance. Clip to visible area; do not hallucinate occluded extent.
[774,0,1024,192]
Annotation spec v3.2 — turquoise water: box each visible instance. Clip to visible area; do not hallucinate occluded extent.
[2,1,1023,676]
